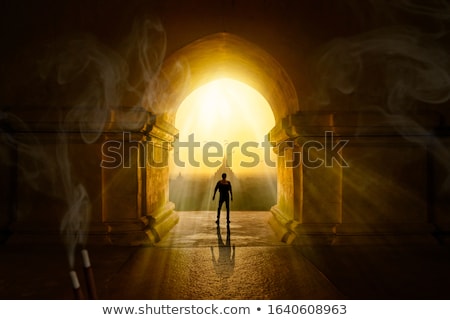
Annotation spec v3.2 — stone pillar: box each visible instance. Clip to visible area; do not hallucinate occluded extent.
[295,134,343,244]
[101,131,146,244]
[141,118,179,244]
[271,110,444,245]
[5,131,105,244]
[333,111,440,245]
[269,143,300,244]
[102,116,179,245]
[1,105,179,246]
[269,112,345,244]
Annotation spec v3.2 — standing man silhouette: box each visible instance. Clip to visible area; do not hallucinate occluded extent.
[212,173,233,224]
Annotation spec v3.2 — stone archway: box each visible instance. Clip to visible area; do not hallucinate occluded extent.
[156,32,299,123]
[146,32,301,243]
[98,30,439,245]
[0,32,304,246]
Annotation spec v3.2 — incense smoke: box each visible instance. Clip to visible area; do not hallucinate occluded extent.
[310,1,450,193]
[1,16,184,268]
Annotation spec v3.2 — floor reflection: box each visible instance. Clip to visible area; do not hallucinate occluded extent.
[210,224,235,278]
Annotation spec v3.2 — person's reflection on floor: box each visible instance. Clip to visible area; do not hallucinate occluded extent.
[210,224,235,278]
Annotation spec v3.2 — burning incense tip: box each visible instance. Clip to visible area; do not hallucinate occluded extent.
[69,270,85,300]
[69,270,81,289]
[81,249,98,299]
[81,249,91,268]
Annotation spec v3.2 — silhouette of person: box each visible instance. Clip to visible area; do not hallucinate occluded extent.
[210,224,235,278]
[212,173,233,224]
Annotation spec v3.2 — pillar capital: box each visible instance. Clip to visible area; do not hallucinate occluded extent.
[269,112,336,145]
[146,116,178,145]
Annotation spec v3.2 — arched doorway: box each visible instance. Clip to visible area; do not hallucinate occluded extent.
[170,78,276,211]
[149,32,300,241]
[155,32,298,122]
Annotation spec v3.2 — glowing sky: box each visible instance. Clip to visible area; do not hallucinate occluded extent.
[171,78,276,177]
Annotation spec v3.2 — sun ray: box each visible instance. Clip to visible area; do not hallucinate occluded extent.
[172,78,276,177]
[170,78,277,211]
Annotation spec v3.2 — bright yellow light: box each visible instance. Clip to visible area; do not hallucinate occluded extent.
[172,78,276,177]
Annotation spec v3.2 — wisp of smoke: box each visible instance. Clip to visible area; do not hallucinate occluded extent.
[310,2,450,193]
[2,16,182,268]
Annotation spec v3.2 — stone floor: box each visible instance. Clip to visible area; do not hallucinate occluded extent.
[1,211,450,299]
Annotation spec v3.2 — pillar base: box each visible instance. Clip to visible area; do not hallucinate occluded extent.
[269,205,337,245]
[269,205,298,244]
[269,205,440,246]
[142,202,179,244]
[104,202,179,246]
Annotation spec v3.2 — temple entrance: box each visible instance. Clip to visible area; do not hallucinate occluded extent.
[169,78,277,212]
[155,32,299,239]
